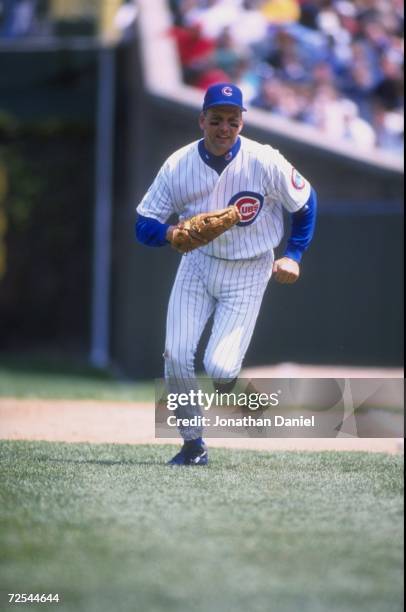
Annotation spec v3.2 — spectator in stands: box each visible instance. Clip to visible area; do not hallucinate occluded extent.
[169,21,216,84]
[261,0,300,24]
[372,102,404,153]
[373,50,404,111]
[213,26,242,79]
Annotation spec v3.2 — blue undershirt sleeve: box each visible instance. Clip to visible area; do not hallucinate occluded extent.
[284,188,317,263]
[135,214,170,247]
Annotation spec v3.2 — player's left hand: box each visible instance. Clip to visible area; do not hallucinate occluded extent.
[272,257,300,284]
[169,206,241,254]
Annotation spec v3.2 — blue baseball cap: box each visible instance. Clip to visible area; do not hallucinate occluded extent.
[202,83,247,112]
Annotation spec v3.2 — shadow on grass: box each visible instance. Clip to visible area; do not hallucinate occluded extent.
[29,456,244,471]
[29,454,240,469]
[34,457,165,467]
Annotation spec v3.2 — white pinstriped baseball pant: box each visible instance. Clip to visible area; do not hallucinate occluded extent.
[164,249,274,440]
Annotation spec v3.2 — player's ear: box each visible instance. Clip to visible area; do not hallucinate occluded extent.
[238,114,244,133]
[198,111,206,130]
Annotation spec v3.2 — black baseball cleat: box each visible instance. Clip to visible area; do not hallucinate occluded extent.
[167,439,209,466]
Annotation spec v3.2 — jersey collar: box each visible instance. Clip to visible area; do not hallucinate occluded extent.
[198,137,241,175]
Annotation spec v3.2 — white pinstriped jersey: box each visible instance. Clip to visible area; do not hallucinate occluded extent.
[137,135,311,260]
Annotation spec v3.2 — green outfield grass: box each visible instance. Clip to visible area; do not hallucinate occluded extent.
[0,441,403,612]
[0,354,154,401]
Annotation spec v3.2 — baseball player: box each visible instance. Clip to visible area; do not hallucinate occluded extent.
[136,83,317,466]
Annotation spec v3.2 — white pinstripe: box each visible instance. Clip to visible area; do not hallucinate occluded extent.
[164,250,273,379]
[137,136,310,260]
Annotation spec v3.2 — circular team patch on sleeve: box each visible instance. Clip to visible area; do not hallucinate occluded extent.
[291,167,306,190]
[228,191,264,226]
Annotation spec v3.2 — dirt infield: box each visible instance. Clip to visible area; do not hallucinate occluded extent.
[0,397,403,454]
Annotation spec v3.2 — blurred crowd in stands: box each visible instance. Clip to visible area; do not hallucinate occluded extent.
[169,0,404,154]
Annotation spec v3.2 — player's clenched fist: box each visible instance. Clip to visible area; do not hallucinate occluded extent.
[272,257,300,284]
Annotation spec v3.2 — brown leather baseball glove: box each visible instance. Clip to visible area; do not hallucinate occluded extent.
[169,205,241,253]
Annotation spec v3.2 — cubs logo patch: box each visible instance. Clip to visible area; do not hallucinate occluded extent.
[228,191,264,226]
[222,86,233,97]
[291,167,306,190]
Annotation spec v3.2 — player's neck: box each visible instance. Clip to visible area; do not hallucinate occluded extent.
[198,138,241,176]
[201,137,241,159]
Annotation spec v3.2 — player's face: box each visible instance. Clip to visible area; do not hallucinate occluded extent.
[199,106,243,156]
